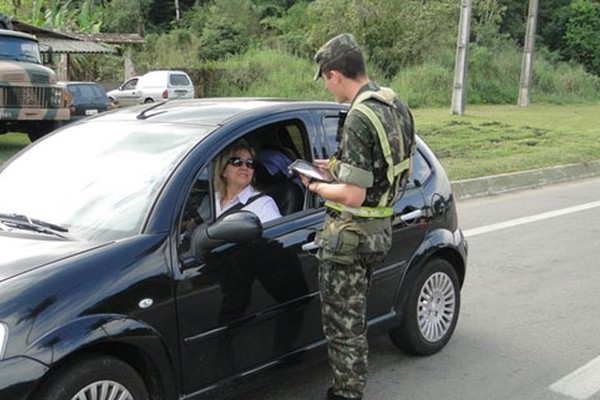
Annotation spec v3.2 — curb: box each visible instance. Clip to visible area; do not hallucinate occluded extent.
[451,160,600,201]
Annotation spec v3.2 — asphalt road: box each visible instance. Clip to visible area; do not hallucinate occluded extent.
[227,176,600,400]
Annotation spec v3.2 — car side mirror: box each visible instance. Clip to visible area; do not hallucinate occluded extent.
[188,210,263,263]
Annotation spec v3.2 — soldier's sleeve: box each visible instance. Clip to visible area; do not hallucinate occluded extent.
[336,112,375,188]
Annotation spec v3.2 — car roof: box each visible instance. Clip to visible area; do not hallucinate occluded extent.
[0,29,38,41]
[95,97,346,127]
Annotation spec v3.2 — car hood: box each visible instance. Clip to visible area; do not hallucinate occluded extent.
[0,235,108,281]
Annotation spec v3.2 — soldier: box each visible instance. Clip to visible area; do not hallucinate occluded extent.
[303,33,415,400]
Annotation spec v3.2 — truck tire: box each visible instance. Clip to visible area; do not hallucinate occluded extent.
[0,13,13,30]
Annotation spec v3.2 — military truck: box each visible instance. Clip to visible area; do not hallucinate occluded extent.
[0,13,69,141]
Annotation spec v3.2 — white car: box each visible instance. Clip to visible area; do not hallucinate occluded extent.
[106,76,140,107]
[136,70,195,103]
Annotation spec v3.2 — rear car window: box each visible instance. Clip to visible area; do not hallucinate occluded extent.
[170,74,191,86]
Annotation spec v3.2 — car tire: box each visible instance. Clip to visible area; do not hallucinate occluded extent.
[389,258,460,355]
[35,354,148,400]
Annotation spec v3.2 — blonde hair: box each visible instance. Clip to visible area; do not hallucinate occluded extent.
[214,139,256,197]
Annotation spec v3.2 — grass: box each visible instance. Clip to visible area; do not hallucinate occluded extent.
[2,102,600,181]
[413,103,600,180]
[0,133,29,165]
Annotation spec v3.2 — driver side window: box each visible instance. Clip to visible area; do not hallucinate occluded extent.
[178,167,211,254]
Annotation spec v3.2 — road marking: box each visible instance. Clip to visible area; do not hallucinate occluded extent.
[550,355,600,399]
[463,200,600,238]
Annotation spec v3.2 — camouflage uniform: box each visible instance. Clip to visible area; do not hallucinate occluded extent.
[313,34,414,399]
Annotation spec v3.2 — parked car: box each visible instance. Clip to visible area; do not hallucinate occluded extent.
[0,99,467,400]
[106,76,140,107]
[135,70,195,104]
[58,81,113,122]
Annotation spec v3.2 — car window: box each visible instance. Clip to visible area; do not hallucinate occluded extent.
[170,74,191,86]
[411,149,432,186]
[322,114,340,158]
[70,84,104,100]
[0,121,209,241]
[178,118,310,252]
[179,167,211,254]
[123,78,138,90]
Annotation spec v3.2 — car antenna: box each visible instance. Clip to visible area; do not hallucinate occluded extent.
[136,100,169,120]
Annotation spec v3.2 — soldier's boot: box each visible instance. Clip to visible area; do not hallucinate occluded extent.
[326,387,362,400]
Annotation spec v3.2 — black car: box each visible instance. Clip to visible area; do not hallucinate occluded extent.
[0,99,467,400]
[58,81,113,122]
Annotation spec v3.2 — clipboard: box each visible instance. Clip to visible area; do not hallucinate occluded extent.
[288,159,335,183]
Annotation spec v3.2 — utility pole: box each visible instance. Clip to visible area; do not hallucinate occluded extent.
[451,0,472,115]
[518,0,539,107]
[175,0,181,21]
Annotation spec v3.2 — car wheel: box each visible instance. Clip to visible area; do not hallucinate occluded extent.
[389,258,460,355]
[144,98,154,104]
[36,355,148,400]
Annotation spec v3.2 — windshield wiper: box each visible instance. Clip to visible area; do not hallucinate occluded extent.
[136,100,169,120]
[0,213,70,239]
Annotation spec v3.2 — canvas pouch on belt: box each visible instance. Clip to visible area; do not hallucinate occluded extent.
[316,214,391,265]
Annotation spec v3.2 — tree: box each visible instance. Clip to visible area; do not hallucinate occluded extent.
[196,0,261,60]
[563,0,600,75]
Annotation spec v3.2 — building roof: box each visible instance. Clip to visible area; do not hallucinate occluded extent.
[11,19,143,55]
[40,38,115,54]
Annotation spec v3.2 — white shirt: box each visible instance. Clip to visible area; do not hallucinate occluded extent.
[215,185,281,224]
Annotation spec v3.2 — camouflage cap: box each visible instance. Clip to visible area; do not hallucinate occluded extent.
[313,33,360,81]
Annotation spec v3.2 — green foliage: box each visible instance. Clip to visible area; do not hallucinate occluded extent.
[533,57,600,103]
[135,29,201,71]
[563,0,600,76]
[103,0,150,34]
[390,64,451,108]
[10,0,103,33]
[201,47,327,100]
[194,0,261,61]
[359,0,458,78]
[471,0,508,45]
[272,0,458,79]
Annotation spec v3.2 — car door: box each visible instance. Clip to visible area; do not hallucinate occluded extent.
[316,110,428,318]
[174,112,325,394]
[117,77,139,106]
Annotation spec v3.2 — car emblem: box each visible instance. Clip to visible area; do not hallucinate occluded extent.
[138,298,154,309]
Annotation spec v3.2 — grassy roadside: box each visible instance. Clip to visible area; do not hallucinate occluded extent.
[0,133,29,165]
[413,103,600,180]
[2,102,600,180]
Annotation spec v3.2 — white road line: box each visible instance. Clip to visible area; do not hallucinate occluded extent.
[463,200,600,238]
[550,356,600,400]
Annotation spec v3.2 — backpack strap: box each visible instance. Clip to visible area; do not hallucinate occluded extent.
[350,88,414,207]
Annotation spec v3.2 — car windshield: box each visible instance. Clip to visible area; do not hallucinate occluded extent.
[0,121,210,241]
[0,36,41,63]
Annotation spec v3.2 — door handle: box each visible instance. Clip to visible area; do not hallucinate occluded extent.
[400,209,423,223]
[302,241,319,251]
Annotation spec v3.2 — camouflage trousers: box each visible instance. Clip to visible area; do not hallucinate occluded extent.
[317,214,390,399]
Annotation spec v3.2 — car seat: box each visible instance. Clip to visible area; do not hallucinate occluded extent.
[255,149,304,216]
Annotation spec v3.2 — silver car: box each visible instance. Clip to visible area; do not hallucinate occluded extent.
[106,76,140,107]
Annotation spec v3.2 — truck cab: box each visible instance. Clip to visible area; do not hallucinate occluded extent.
[0,17,70,141]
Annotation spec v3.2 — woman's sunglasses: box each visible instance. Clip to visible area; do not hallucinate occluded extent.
[227,156,256,169]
